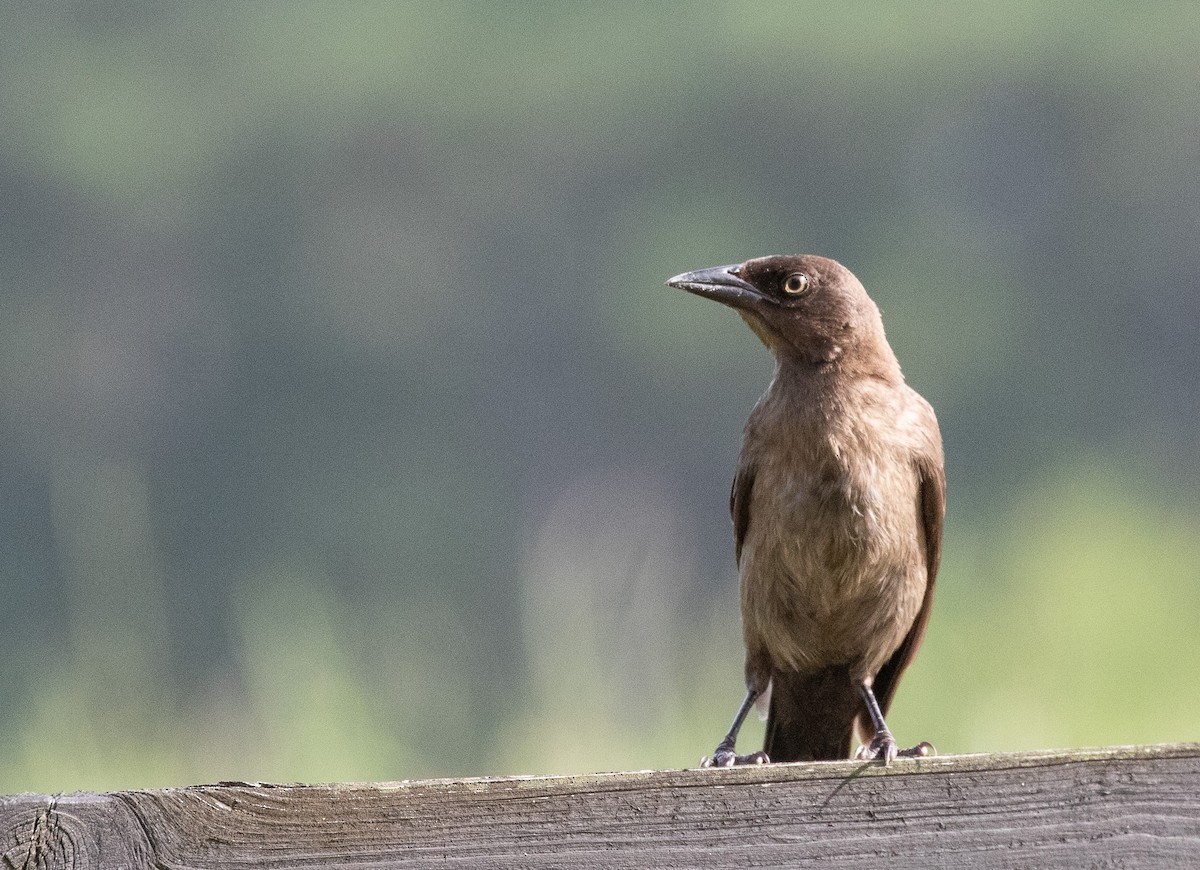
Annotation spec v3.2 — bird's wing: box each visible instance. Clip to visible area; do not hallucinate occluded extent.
[872,442,946,716]
[729,456,756,567]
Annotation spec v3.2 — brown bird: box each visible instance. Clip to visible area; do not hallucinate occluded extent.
[667,254,945,765]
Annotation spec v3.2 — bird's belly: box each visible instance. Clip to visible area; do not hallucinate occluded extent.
[739,470,926,678]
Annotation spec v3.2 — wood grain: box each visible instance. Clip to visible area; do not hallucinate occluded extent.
[3,744,1198,868]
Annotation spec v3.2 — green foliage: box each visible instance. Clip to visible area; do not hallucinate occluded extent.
[1,4,1198,792]
[895,457,1200,755]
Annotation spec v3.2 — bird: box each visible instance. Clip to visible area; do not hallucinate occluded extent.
[666,254,945,766]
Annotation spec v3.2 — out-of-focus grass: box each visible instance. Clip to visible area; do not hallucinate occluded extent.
[4,454,1197,791]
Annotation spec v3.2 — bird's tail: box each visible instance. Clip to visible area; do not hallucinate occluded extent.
[763,665,863,762]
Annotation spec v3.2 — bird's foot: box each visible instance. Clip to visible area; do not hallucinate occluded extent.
[700,748,770,768]
[855,729,898,765]
[855,731,935,766]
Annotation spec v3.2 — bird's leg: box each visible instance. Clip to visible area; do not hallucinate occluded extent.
[700,688,770,767]
[854,681,935,766]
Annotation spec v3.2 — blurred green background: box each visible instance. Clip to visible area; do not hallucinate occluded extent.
[2,3,1198,794]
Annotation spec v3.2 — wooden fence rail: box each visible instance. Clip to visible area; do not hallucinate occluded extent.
[3,743,1198,868]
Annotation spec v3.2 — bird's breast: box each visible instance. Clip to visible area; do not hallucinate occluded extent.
[739,434,926,677]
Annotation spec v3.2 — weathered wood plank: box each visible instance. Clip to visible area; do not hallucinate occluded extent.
[3,744,1198,868]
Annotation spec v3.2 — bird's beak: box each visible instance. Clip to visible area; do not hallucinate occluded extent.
[666,264,763,310]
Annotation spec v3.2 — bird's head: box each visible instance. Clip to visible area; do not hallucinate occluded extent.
[667,254,899,375]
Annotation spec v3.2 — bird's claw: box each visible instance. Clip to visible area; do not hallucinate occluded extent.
[900,741,936,758]
[701,748,770,768]
[855,730,898,765]
[855,732,935,766]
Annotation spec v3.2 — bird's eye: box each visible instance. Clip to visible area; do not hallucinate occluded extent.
[783,273,810,295]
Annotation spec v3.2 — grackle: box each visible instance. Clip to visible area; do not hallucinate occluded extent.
[668,255,945,766]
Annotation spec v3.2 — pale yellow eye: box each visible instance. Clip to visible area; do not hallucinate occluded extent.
[784,273,810,294]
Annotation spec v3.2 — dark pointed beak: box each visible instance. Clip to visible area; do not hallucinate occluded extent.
[666,264,763,310]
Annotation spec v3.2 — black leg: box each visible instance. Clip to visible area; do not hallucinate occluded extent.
[854,681,934,766]
[700,688,770,767]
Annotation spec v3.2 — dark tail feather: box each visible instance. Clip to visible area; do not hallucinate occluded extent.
[764,666,863,762]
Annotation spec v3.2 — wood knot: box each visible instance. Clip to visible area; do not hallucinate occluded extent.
[3,802,91,870]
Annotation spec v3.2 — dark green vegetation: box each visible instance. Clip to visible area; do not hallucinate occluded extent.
[1,4,1197,791]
